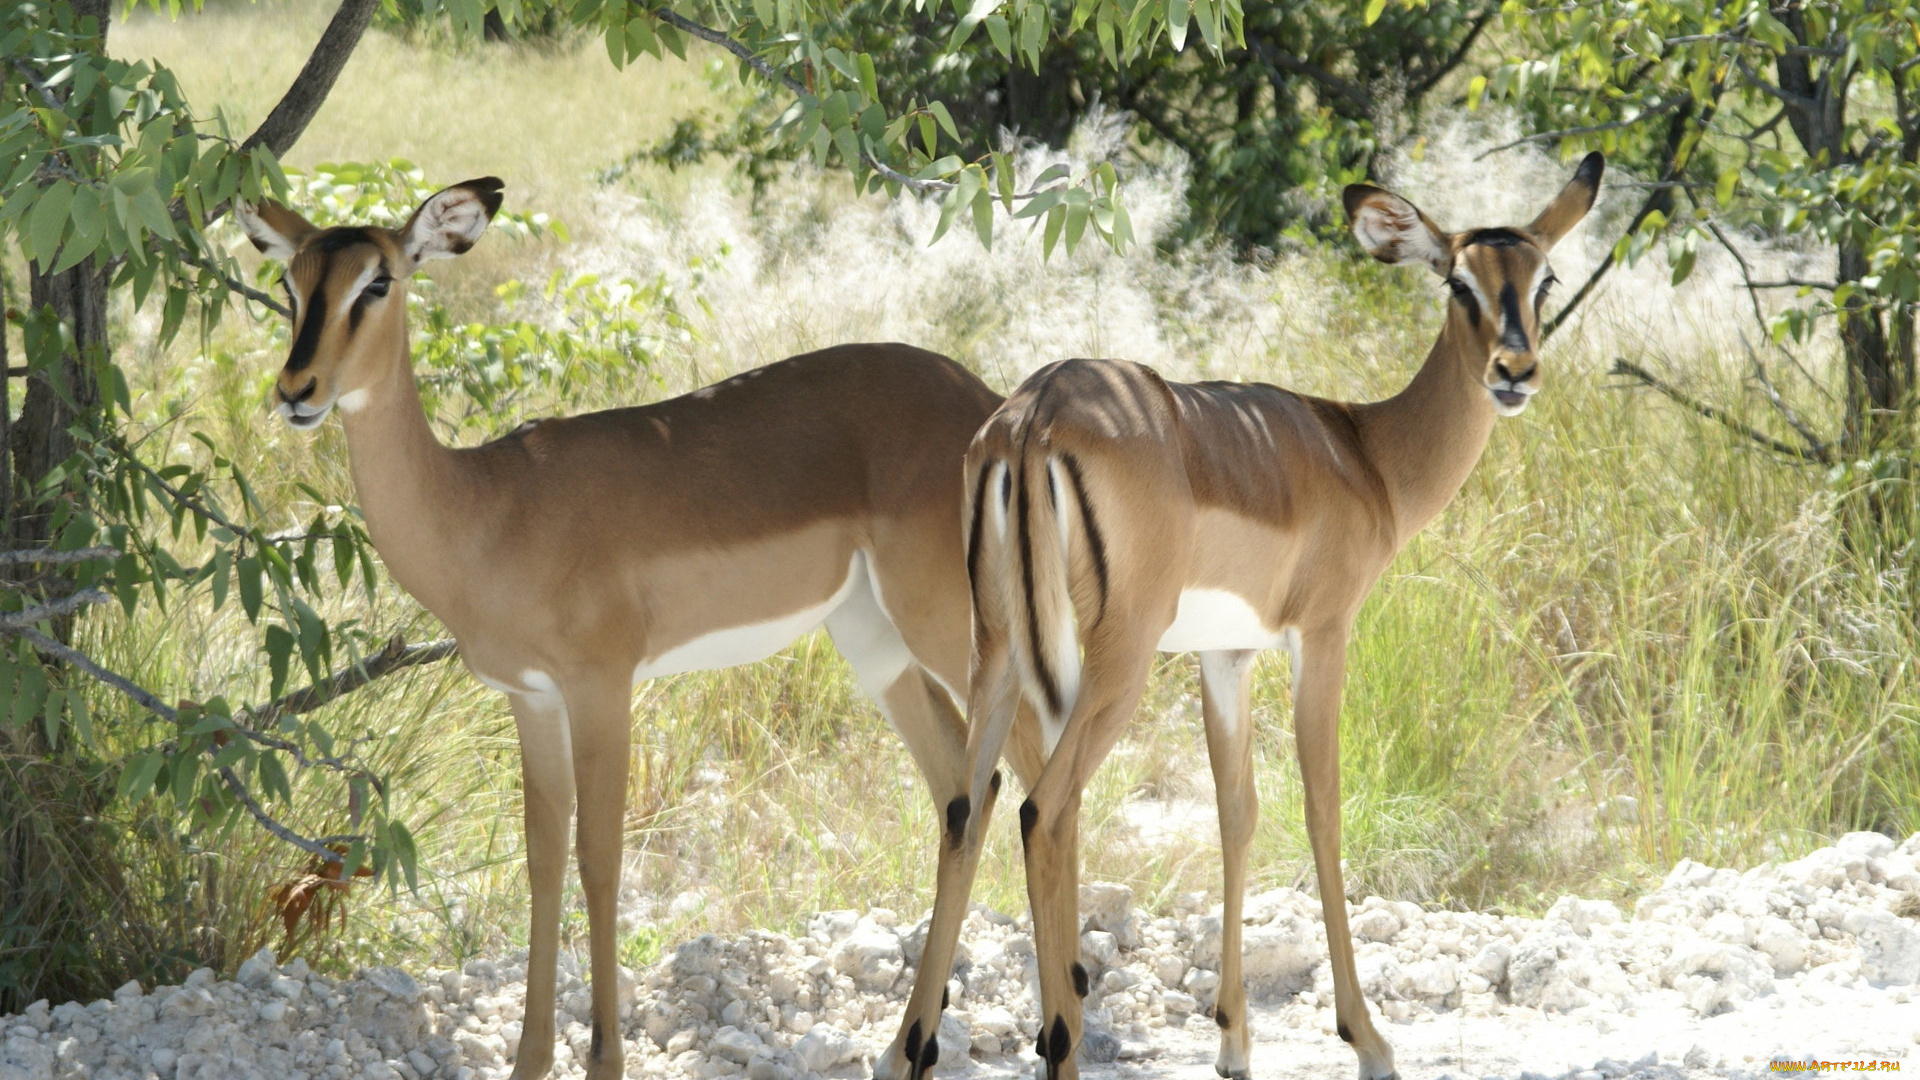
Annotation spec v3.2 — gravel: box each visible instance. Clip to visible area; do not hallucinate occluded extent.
[4,832,1916,1080]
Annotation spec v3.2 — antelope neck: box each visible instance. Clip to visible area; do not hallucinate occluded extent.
[1349,308,1500,541]
[334,327,477,614]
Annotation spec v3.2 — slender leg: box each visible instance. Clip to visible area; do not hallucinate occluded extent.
[873,637,1025,1080]
[1199,650,1258,1079]
[1294,627,1396,1080]
[1021,636,1156,1080]
[507,691,574,1080]
[564,674,635,1080]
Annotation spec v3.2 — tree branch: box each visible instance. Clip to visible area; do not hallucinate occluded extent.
[237,634,458,735]
[239,0,380,157]
[0,588,113,629]
[0,545,119,566]
[1247,38,1370,112]
[1409,6,1497,100]
[0,617,454,865]
[1741,333,1833,463]
[170,239,290,318]
[1476,93,1690,159]
[651,8,806,96]
[1609,358,1828,463]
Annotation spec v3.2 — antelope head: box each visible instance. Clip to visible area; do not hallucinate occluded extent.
[1344,151,1604,417]
[236,177,504,429]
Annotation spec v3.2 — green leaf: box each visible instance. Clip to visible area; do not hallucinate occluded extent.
[1363,0,1386,26]
[119,751,165,801]
[28,180,74,270]
[972,184,995,248]
[1670,244,1696,286]
[1166,0,1189,51]
[265,624,294,699]
[237,554,263,622]
[258,749,292,805]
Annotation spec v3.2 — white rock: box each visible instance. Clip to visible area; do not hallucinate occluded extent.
[793,1024,858,1073]
[832,923,905,992]
[1350,907,1401,944]
[1547,897,1622,937]
[236,948,278,989]
[1847,909,1920,986]
[1838,832,1897,860]
[710,1026,763,1065]
[1754,916,1810,975]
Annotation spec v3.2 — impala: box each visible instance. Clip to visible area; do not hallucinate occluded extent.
[238,180,1042,1080]
[879,152,1604,1080]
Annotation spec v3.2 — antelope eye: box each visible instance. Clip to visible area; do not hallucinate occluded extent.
[363,276,392,299]
[1447,278,1472,298]
[1536,273,1557,303]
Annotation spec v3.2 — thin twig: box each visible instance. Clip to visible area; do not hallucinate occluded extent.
[170,240,291,318]
[0,589,112,628]
[1745,278,1837,290]
[237,635,459,736]
[110,439,247,534]
[1741,333,1833,463]
[1476,94,1690,159]
[1609,358,1827,463]
[0,618,446,866]
[1,622,177,719]
[216,765,360,865]
[0,545,119,566]
[1702,219,1835,402]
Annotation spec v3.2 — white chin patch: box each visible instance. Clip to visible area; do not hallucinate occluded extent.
[336,388,370,414]
[277,399,335,429]
[1489,388,1533,417]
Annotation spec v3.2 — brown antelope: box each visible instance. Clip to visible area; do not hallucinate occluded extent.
[237,180,1043,1080]
[879,152,1603,1080]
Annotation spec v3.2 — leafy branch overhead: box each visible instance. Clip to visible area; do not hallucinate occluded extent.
[1479,0,1920,457]
[575,0,1253,253]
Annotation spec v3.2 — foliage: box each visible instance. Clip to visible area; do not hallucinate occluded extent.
[1481,0,1920,456]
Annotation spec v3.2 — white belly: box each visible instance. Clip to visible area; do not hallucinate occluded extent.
[630,556,860,683]
[1156,588,1290,653]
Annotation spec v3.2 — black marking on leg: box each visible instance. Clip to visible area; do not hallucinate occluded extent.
[1214,1007,1230,1029]
[989,770,1002,794]
[1046,1017,1071,1064]
[591,1021,605,1059]
[1034,1027,1048,1061]
[904,1019,923,1065]
[945,795,969,847]
[1019,798,1038,849]
[1071,962,1089,998]
[919,1033,940,1071]
[1337,1021,1354,1044]
[942,985,950,1011]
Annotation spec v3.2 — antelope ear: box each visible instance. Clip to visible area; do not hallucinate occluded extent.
[402,177,505,263]
[1344,184,1451,275]
[236,200,319,261]
[1527,151,1605,250]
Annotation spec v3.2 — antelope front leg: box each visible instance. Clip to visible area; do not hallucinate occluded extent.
[508,692,576,1080]
[566,674,636,1080]
[1295,629,1396,1080]
[1199,650,1259,1080]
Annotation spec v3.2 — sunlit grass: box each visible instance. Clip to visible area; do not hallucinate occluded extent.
[31,0,1916,997]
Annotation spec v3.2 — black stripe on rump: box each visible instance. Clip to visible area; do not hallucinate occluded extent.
[1059,452,1108,623]
[965,463,992,607]
[1016,462,1062,718]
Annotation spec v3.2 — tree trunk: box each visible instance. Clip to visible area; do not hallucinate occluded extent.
[9,261,109,551]
[1834,242,1909,452]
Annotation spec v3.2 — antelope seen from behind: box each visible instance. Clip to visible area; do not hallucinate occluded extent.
[878,152,1605,1080]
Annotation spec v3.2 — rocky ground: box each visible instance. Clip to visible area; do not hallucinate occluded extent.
[4,832,1918,1080]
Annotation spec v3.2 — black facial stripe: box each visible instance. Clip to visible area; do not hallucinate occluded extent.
[1449,273,1480,328]
[1499,280,1529,354]
[285,271,328,373]
[1464,227,1531,248]
[316,227,376,253]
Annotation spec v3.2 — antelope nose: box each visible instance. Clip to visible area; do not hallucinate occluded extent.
[1494,360,1536,385]
[281,377,318,405]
